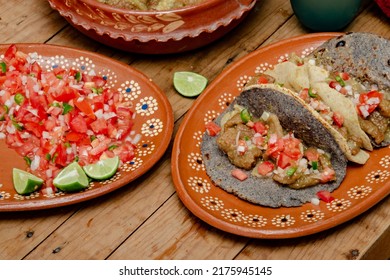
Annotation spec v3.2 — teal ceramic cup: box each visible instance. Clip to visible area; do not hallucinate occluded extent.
[290,0,362,31]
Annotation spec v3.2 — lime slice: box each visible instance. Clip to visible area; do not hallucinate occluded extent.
[173,71,208,97]
[13,168,43,195]
[53,162,89,192]
[83,156,120,180]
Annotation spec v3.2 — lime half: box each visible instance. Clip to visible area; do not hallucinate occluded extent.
[53,162,89,192]
[83,156,120,180]
[173,71,208,97]
[13,168,44,195]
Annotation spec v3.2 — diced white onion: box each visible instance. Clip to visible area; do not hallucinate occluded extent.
[367,97,380,105]
[311,197,320,206]
[260,111,270,121]
[30,155,40,171]
[131,134,141,145]
[6,125,16,134]
[0,132,5,139]
[46,169,53,179]
[95,109,104,119]
[103,112,117,120]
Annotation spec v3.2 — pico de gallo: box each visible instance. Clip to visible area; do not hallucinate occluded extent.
[207,105,336,189]
[0,45,138,193]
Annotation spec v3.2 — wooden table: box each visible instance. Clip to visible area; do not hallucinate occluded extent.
[0,0,389,260]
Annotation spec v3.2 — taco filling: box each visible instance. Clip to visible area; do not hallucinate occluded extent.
[215,105,336,190]
[201,85,347,208]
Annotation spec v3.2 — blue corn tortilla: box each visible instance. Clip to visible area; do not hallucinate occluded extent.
[201,85,347,208]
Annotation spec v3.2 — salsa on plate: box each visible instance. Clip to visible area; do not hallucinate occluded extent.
[0,44,137,193]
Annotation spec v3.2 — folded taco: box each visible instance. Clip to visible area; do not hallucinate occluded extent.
[201,84,347,208]
[308,32,390,148]
[264,53,390,153]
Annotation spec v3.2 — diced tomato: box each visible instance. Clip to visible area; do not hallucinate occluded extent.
[277,152,294,169]
[332,111,344,127]
[357,91,383,118]
[74,98,96,120]
[53,86,79,102]
[304,147,320,162]
[257,75,270,84]
[257,161,274,176]
[90,118,108,135]
[24,122,44,137]
[3,44,17,62]
[90,138,110,156]
[338,72,350,81]
[320,167,336,183]
[65,131,86,143]
[29,62,42,79]
[299,88,309,101]
[266,135,284,158]
[53,143,68,167]
[205,121,221,136]
[253,121,267,135]
[329,81,341,90]
[112,142,135,163]
[316,190,335,203]
[70,114,88,133]
[231,168,248,181]
[282,137,302,160]
[15,141,35,157]
[92,76,107,88]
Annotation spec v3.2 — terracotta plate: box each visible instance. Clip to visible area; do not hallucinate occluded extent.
[171,33,390,239]
[0,44,174,212]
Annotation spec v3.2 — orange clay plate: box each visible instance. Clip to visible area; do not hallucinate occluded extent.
[171,33,390,239]
[0,44,173,212]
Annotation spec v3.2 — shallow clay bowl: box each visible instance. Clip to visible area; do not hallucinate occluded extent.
[48,0,257,54]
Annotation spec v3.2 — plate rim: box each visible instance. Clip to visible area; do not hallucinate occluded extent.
[171,33,390,239]
[0,43,174,212]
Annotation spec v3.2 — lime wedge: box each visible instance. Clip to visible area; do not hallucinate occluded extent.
[53,162,89,192]
[13,168,44,195]
[83,156,119,180]
[173,71,208,97]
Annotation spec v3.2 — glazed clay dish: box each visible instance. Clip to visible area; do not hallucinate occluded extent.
[47,0,257,54]
[0,43,174,211]
[171,33,390,239]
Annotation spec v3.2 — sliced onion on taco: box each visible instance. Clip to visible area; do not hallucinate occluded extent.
[201,84,347,208]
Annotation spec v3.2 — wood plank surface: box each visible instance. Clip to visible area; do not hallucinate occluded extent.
[0,0,389,260]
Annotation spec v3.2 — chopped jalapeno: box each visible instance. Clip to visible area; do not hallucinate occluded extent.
[311,161,318,170]
[12,120,23,131]
[0,105,8,121]
[51,153,58,163]
[286,166,297,177]
[45,153,51,161]
[75,71,82,82]
[92,87,103,94]
[14,93,25,105]
[108,145,118,151]
[240,108,251,123]
[335,75,345,87]
[0,61,6,73]
[308,88,317,98]
[24,156,32,166]
[62,103,73,115]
